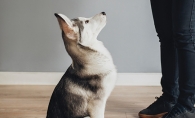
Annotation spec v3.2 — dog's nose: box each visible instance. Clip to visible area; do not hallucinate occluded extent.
[101,12,106,15]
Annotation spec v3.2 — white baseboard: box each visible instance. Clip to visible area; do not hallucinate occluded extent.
[0,72,161,86]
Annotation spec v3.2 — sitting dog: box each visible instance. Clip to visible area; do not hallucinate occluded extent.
[46,12,117,118]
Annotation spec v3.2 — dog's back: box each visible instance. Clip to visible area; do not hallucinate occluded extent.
[47,68,87,118]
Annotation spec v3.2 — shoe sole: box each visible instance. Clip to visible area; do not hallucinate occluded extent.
[139,112,167,118]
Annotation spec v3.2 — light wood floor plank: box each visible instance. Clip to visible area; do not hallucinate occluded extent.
[0,86,162,118]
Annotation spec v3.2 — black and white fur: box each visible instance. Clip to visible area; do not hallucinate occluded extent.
[46,12,117,118]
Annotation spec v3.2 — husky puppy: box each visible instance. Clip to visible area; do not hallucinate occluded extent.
[46,12,117,118]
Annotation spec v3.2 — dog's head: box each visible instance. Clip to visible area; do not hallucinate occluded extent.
[54,12,106,58]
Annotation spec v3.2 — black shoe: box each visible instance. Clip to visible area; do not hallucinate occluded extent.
[162,103,195,118]
[138,96,175,118]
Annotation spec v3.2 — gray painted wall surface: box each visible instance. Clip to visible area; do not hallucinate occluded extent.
[0,0,160,73]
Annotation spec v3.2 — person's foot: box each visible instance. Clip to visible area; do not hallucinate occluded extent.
[162,103,195,118]
[138,96,175,118]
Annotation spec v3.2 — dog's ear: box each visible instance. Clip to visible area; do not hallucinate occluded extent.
[54,13,76,40]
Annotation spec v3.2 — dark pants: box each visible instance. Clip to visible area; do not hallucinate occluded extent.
[150,0,195,110]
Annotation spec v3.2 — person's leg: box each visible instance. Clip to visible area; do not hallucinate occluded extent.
[151,0,179,103]
[172,0,195,110]
[163,0,195,117]
[139,0,178,117]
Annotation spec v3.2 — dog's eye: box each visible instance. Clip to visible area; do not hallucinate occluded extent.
[73,24,76,27]
[85,20,89,24]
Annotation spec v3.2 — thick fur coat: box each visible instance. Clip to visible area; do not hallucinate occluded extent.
[46,12,117,118]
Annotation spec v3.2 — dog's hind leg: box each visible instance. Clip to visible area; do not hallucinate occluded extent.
[84,116,90,118]
[88,100,106,118]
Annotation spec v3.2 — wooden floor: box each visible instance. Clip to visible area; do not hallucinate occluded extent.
[0,86,162,118]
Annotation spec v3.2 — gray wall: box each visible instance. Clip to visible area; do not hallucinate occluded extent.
[0,0,160,73]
